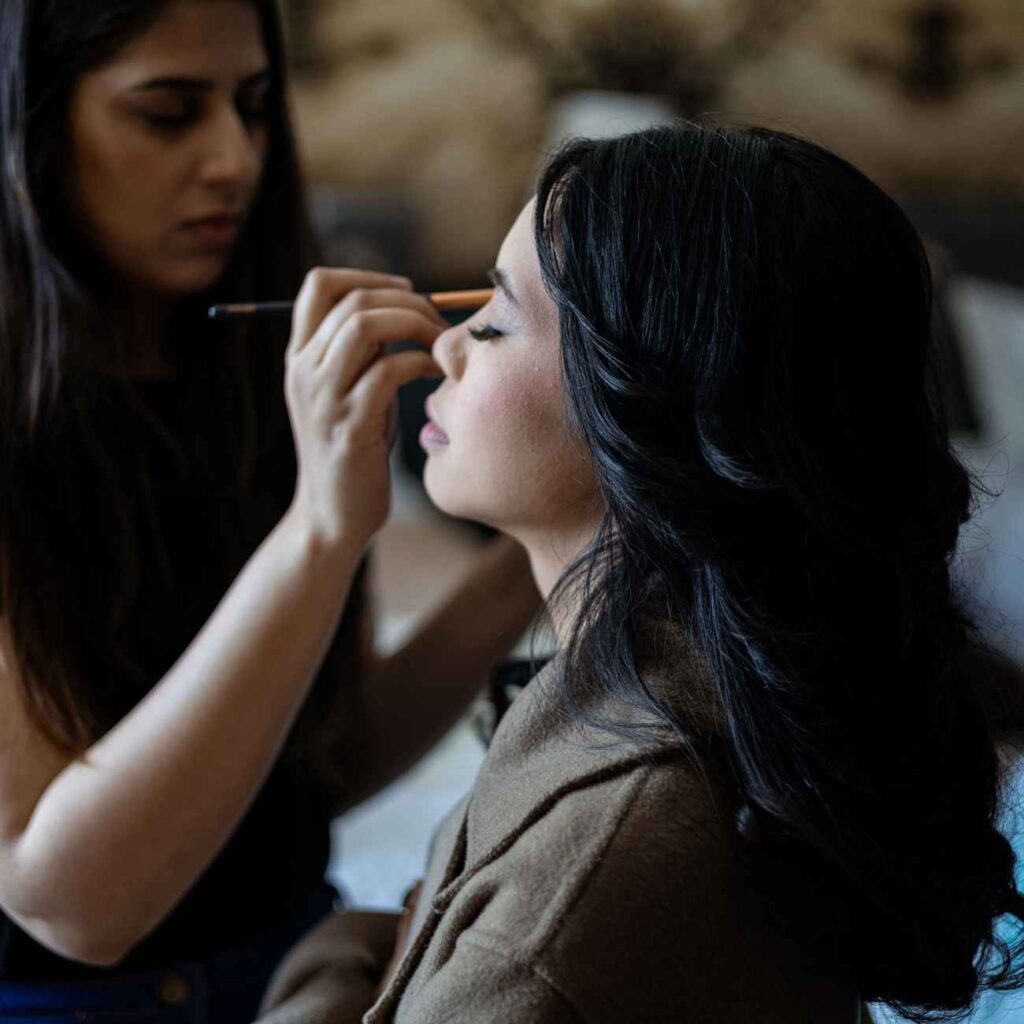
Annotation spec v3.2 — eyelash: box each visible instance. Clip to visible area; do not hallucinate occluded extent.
[143,97,269,133]
[144,110,196,131]
[468,323,503,342]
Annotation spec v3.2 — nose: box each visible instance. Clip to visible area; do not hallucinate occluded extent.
[431,322,467,380]
[198,104,263,192]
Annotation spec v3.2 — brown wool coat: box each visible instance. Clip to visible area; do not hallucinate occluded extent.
[256,652,869,1024]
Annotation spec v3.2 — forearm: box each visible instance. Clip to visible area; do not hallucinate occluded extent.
[340,536,540,808]
[2,510,363,965]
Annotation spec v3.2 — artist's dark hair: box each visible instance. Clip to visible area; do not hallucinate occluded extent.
[0,0,323,749]
[535,123,1024,1020]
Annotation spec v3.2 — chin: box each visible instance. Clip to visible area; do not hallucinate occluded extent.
[423,459,490,525]
[168,265,230,295]
[422,458,457,516]
[136,256,231,297]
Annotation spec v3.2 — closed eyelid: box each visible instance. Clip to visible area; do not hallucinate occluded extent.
[481,293,522,330]
[129,96,198,121]
[486,267,519,307]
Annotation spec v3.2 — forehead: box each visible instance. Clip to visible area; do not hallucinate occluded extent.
[498,200,536,269]
[496,199,557,330]
[95,1,267,83]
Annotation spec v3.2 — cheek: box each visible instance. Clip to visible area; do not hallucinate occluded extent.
[461,359,561,479]
[427,356,594,529]
[67,98,224,294]
[72,156,210,294]
[469,371,545,449]
[71,113,174,248]
[70,142,175,293]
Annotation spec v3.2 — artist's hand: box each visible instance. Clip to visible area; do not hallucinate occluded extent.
[284,268,446,552]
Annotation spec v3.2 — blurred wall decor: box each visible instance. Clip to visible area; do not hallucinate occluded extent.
[455,0,809,114]
[282,0,1023,285]
[282,0,549,285]
[723,0,1024,192]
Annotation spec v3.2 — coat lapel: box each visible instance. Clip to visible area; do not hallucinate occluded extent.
[364,798,469,1022]
[366,641,712,1022]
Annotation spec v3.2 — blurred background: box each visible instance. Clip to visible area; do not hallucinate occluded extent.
[276,2,1024,1018]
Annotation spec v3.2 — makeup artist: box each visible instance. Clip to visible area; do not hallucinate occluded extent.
[0,2,539,1022]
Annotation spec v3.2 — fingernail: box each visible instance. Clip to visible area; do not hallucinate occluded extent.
[392,275,413,288]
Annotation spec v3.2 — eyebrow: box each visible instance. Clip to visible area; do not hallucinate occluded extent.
[129,68,271,94]
[487,267,519,307]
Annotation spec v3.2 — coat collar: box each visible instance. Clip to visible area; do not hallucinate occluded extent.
[434,629,721,911]
[366,628,723,1022]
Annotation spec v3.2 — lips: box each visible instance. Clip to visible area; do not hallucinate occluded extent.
[182,213,242,249]
[421,397,450,449]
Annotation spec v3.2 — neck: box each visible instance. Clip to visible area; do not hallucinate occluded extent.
[515,512,602,646]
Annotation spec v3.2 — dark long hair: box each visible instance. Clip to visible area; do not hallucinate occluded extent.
[535,123,1024,1019]
[0,0,323,749]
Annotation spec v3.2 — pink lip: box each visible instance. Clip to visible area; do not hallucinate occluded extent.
[182,215,241,249]
[421,398,450,449]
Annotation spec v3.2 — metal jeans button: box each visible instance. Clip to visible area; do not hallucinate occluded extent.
[158,971,190,1006]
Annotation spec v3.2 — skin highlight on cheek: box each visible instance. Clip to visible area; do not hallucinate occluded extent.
[426,335,595,538]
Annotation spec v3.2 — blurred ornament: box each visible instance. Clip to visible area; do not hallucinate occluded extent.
[456,0,811,112]
[284,0,1024,284]
[724,0,1024,191]
[847,0,1020,102]
[286,0,549,283]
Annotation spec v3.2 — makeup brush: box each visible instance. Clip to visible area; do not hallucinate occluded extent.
[208,288,494,322]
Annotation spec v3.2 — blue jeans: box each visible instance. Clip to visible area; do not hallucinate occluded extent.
[0,885,336,1023]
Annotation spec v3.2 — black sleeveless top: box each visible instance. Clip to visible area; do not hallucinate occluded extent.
[0,358,359,981]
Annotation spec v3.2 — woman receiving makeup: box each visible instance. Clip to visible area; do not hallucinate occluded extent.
[0,2,537,1021]
[258,125,1024,1024]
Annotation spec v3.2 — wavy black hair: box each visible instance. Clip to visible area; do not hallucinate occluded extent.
[534,123,1024,1020]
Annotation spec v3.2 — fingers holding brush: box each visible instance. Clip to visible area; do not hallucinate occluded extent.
[320,309,443,397]
[284,270,445,549]
[312,288,447,360]
[288,267,414,358]
[348,348,442,430]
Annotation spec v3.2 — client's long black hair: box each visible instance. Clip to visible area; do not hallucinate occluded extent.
[535,123,1024,1020]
